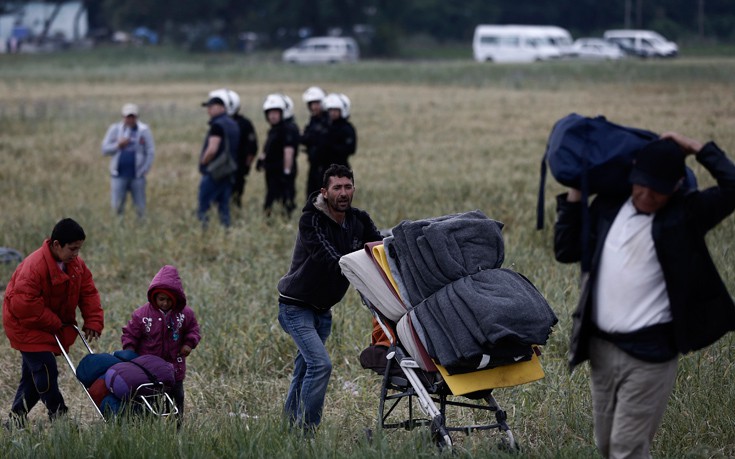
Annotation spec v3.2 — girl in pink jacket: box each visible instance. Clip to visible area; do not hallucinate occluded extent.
[121,265,200,418]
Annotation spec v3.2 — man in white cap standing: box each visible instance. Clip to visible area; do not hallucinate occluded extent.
[101,103,156,219]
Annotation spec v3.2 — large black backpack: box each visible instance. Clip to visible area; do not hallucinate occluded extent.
[537,113,659,230]
[537,113,696,271]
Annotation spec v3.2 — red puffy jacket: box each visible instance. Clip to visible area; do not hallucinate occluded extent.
[3,240,104,353]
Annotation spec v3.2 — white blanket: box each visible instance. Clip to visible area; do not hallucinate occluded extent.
[339,249,407,322]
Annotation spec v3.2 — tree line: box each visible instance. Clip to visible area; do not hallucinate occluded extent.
[6,0,735,54]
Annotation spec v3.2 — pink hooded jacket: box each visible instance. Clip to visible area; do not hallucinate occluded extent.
[121,265,200,382]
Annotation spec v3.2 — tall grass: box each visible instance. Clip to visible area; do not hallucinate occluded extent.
[1,51,734,457]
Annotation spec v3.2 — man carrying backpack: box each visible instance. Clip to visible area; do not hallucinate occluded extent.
[554,132,735,458]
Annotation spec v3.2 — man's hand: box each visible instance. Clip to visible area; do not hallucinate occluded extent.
[567,188,582,203]
[660,132,704,156]
[83,327,100,341]
[201,135,222,165]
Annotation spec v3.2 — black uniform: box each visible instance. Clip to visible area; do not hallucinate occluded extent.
[262,118,300,215]
[231,113,258,207]
[301,111,330,198]
[324,117,357,168]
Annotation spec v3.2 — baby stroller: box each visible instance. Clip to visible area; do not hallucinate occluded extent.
[358,304,544,450]
[339,211,556,451]
[55,325,178,421]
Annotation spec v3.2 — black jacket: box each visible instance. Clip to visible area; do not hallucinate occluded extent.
[233,114,258,173]
[263,120,300,171]
[199,113,240,175]
[554,142,735,370]
[278,193,382,311]
[324,118,357,167]
[301,112,330,165]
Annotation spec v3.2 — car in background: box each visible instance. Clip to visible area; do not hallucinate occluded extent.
[282,36,359,64]
[569,38,625,60]
[472,25,569,63]
[603,29,678,58]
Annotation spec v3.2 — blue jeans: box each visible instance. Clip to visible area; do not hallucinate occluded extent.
[278,303,333,429]
[197,174,233,227]
[111,176,146,218]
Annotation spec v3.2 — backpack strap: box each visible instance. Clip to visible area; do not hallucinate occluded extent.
[536,151,548,230]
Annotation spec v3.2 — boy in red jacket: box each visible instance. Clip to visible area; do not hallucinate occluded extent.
[3,218,104,427]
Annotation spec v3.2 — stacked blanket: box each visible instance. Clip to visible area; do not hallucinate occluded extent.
[384,210,505,306]
[340,210,557,376]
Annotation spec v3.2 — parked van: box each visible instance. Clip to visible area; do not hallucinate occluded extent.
[538,26,574,57]
[603,29,677,58]
[472,25,570,63]
[282,36,359,64]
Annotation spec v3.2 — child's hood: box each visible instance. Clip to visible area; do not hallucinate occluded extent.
[147,265,187,310]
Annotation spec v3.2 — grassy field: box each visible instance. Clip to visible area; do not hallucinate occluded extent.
[1,49,735,458]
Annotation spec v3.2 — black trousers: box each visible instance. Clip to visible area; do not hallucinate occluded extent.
[264,169,296,215]
[11,351,68,419]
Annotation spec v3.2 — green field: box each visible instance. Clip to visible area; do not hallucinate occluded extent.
[1,49,734,458]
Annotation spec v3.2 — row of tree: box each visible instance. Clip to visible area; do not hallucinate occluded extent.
[6,0,734,54]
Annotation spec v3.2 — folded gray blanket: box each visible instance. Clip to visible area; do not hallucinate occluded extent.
[414,268,557,369]
[389,210,505,305]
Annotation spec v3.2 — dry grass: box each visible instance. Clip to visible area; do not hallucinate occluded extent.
[1,53,735,457]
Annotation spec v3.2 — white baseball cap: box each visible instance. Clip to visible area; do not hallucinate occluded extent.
[121,103,139,117]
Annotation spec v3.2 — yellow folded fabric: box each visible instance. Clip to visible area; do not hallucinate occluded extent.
[372,244,401,295]
[435,352,545,395]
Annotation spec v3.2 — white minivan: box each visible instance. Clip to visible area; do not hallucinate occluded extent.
[603,29,678,58]
[282,36,359,64]
[472,25,570,63]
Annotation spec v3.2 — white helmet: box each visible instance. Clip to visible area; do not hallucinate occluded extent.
[281,93,295,120]
[208,88,232,112]
[225,89,241,116]
[263,93,287,114]
[324,92,351,118]
[302,86,326,105]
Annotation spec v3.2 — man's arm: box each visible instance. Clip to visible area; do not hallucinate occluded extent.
[553,190,585,264]
[283,145,295,174]
[299,213,345,276]
[683,141,735,231]
[101,123,121,156]
[201,135,222,165]
[77,262,103,339]
[140,126,156,175]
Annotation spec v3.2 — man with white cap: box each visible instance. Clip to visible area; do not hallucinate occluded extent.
[101,103,156,219]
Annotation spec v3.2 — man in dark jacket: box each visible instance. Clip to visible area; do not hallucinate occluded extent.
[226,90,258,209]
[323,93,357,168]
[300,86,330,200]
[277,164,381,432]
[197,95,240,228]
[554,132,735,458]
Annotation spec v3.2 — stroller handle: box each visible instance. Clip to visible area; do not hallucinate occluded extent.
[54,324,105,421]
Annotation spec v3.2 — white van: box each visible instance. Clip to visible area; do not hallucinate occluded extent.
[282,36,359,64]
[538,26,574,57]
[603,29,678,58]
[472,25,570,63]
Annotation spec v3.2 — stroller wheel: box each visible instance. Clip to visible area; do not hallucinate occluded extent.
[498,430,520,452]
[430,415,452,451]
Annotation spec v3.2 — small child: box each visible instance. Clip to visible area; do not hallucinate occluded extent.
[121,265,200,418]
